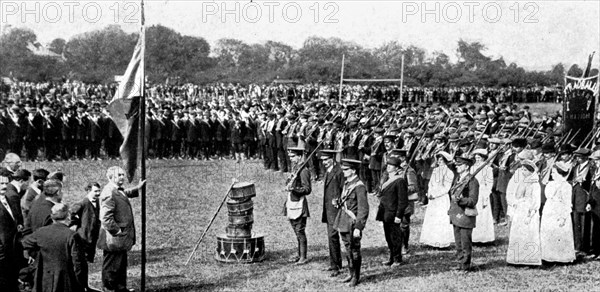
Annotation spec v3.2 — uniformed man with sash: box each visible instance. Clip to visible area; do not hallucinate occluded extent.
[284,146,311,265]
[333,159,369,287]
[393,149,419,254]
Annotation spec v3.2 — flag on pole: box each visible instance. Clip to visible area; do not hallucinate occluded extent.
[107,6,145,182]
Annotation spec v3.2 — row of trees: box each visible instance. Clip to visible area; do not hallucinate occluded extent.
[0,24,590,86]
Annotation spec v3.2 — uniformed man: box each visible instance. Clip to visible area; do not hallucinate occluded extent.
[284,146,311,265]
[333,159,369,287]
[449,156,479,272]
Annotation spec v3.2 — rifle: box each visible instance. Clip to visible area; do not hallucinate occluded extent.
[286,139,326,189]
[408,127,429,165]
[566,128,581,145]
[467,121,490,155]
[448,144,508,197]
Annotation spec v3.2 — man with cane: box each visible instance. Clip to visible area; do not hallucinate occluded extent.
[333,159,369,287]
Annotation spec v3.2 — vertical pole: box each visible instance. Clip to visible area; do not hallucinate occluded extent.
[399,54,405,104]
[138,1,147,291]
[338,54,345,102]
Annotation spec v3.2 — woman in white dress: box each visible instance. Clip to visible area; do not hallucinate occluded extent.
[506,159,542,266]
[419,151,455,248]
[471,149,495,243]
[540,161,576,263]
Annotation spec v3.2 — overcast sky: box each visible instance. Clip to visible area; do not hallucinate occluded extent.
[2,1,599,71]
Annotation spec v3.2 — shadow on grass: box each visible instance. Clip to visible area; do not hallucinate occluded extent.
[128,246,189,266]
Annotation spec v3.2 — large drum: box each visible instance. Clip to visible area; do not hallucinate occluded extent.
[216,234,265,263]
[226,199,254,216]
[226,224,252,238]
[229,182,256,201]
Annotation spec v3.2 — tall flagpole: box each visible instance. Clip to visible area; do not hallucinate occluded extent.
[338,54,345,102]
[399,54,405,104]
[138,0,147,291]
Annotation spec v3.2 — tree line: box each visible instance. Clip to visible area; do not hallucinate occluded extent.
[0,24,590,87]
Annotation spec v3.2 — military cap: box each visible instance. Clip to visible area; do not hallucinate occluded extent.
[528,139,542,149]
[387,157,401,167]
[434,133,447,140]
[340,159,362,169]
[488,137,502,144]
[511,138,527,148]
[541,143,555,154]
[414,129,425,137]
[436,151,453,162]
[319,149,339,159]
[455,156,474,166]
[573,148,591,157]
[559,144,575,154]
[391,149,408,157]
[373,127,384,134]
[505,116,515,122]
[287,146,304,155]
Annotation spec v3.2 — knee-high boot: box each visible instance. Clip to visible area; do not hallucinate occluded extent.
[339,256,353,283]
[350,256,361,286]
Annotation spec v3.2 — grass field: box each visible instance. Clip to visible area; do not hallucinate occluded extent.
[22,152,600,292]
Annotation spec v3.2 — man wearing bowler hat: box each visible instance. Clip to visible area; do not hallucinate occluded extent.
[375,156,408,267]
[449,156,479,272]
[333,159,369,286]
[319,149,344,276]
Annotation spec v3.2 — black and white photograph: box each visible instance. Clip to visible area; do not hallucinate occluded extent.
[1,0,600,291]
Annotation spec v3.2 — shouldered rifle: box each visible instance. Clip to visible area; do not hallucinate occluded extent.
[449,144,507,197]
[286,139,326,189]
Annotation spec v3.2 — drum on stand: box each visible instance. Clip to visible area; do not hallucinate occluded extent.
[229,182,256,201]
[228,213,254,225]
[227,199,254,216]
[215,234,265,263]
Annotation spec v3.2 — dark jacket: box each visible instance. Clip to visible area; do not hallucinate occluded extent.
[448,177,479,229]
[376,175,409,222]
[23,223,88,292]
[283,166,311,218]
[333,177,369,233]
[0,194,24,291]
[70,198,100,262]
[322,165,344,224]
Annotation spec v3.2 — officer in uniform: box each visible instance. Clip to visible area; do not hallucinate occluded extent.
[284,146,311,265]
[333,159,369,287]
[449,156,479,272]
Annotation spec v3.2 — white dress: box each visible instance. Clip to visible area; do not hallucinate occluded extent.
[540,178,576,263]
[506,172,542,265]
[419,164,455,248]
[472,162,495,243]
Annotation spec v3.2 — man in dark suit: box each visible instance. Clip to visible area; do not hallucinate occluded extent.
[71,182,102,292]
[26,179,63,234]
[0,169,25,291]
[375,157,408,267]
[6,169,31,200]
[88,109,104,160]
[75,107,90,160]
[319,150,344,276]
[333,159,369,287]
[71,182,101,263]
[23,203,88,292]
[449,156,479,272]
[98,166,145,292]
[20,168,49,226]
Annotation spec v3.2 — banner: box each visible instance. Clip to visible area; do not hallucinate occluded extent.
[563,74,599,145]
[107,21,145,182]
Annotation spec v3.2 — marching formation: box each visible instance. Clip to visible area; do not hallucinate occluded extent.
[278,99,600,286]
[0,80,562,162]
